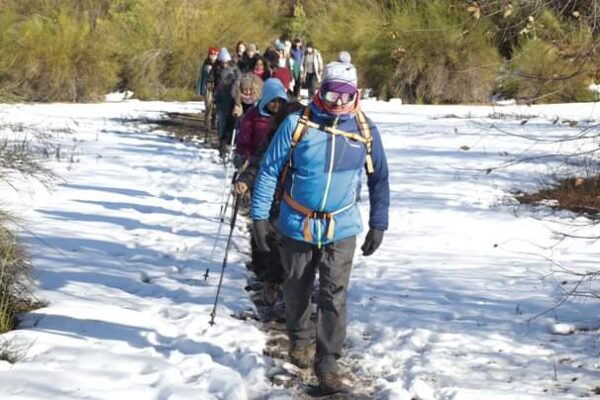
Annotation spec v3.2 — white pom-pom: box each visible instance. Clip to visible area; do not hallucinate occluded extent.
[338,51,352,64]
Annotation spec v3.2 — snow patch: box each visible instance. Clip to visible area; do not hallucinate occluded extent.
[105,90,135,102]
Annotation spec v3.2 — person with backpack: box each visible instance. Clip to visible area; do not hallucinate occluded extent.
[231,71,264,118]
[214,67,236,157]
[290,38,303,98]
[252,56,269,81]
[235,78,288,164]
[215,47,240,85]
[250,61,389,394]
[265,47,291,93]
[196,47,219,131]
[239,43,260,73]
[233,41,246,67]
[233,78,290,305]
[300,41,324,98]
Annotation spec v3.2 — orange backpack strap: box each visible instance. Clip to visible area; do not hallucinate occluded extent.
[356,110,374,174]
[291,107,311,149]
[275,107,311,200]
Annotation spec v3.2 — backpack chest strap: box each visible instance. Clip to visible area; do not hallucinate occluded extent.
[303,120,371,145]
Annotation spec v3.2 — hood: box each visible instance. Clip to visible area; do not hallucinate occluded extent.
[258,78,288,117]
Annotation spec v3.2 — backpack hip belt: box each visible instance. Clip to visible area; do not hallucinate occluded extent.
[283,192,354,245]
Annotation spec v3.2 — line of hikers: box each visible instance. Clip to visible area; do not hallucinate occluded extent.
[195,38,324,157]
[198,37,389,395]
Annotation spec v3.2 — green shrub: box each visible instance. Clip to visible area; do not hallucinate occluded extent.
[306,0,383,89]
[0,0,282,102]
[0,0,598,103]
[309,0,501,103]
[501,8,596,103]
[0,4,120,101]
[387,1,501,103]
[111,0,280,100]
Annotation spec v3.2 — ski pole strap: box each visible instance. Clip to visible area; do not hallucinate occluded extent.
[282,192,354,245]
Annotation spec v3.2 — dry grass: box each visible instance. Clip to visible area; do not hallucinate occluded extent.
[0,211,38,334]
[518,175,600,215]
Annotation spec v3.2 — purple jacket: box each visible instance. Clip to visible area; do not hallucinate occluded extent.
[236,106,270,162]
[236,78,288,162]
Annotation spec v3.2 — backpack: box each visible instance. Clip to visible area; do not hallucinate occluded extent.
[276,107,375,245]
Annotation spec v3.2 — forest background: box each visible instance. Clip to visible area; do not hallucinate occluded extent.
[0,0,598,104]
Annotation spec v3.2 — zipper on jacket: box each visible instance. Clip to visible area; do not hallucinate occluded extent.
[320,135,336,212]
[290,169,296,197]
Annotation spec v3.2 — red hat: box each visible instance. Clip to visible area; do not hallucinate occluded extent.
[208,47,218,55]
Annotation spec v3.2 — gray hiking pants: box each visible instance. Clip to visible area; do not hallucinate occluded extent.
[279,235,356,375]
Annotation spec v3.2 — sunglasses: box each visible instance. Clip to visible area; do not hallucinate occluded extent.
[322,91,355,104]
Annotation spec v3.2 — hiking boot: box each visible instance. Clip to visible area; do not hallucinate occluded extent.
[289,345,314,369]
[261,282,279,306]
[317,371,351,395]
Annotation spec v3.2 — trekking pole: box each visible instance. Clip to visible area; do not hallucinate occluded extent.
[205,160,249,280]
[217,119,240,221]
[209,194,241,326]
[205,175,235,281]
[220,159,249,223]
[203,100,210,143]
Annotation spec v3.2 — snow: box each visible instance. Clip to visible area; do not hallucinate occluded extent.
[104,91,135,102]
[1,99,600,399]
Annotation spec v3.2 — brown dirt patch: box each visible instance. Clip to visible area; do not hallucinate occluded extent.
[518,176,600,215]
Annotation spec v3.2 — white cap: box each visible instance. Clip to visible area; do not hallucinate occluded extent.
[321,61,358,92]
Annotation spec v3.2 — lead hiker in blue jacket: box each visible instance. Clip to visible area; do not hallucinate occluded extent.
[251,60,389,394]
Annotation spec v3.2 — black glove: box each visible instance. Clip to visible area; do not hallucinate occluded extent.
[233,154,245,169]
[361,229,384,256]
[252,220,271,253]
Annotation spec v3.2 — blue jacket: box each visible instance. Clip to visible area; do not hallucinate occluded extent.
[252,102,389,245]
[258,78,288,117]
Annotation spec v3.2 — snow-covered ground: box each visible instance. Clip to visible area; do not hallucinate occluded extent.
[0,99,599,399]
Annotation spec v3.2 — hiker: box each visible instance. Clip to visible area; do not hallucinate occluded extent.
[196,47,219,131]
[233,41,246,67]
[235,78,288,164]
[232,70,264,118]
[233,78,290,305]
[301,41,324,98]
[290,38,303,98]
[251,61,389,394]
[283,40,296,96]
[265,48,292,93]
[214,67,236,157]
[252,56,269,81]
[239,43,260,73]
[216,47,231,72]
